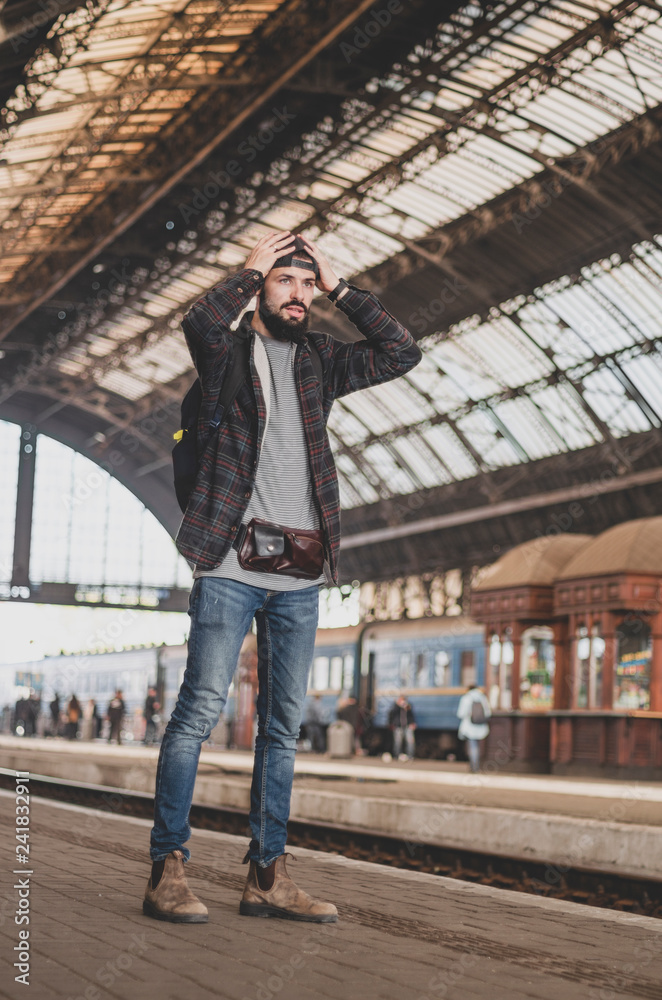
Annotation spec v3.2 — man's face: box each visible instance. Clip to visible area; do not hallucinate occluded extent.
[258,263,316,342]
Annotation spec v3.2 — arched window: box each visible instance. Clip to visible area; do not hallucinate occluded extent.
[0,421,191,601]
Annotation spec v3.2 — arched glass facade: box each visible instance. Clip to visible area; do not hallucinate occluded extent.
[0,421,192,599]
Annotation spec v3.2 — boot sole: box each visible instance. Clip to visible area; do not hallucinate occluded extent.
[239,901,337,922]
[143,899,208,923]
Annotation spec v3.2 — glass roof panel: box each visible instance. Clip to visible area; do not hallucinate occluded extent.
[491,397,564,461]
[619,355,662,426]
[337,387,399,437]
[421,424,478,481]
[591,264,661,341]
[580,367,652,437]
[526,384,600,452]
[87,337,116,359]
[391,432,453,489]
[367,376,437,425]
[360,441,418,495]
[459,317,554,389]
[430,339,502,400]
[96,369,153,400]
[404,355,472,412]
[518,298,592,368]
[334,453,381,507]
[547,282,639,356]
[455,408,523,469]
[328,403,371,448]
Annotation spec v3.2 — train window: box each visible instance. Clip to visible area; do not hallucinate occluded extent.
[399,653,412,687]
[343,654,354,692]
[460,650,476,688]
[329,656,343,690]
[415,652,427,687]
[434,651,450,686]
[312,656,329,691]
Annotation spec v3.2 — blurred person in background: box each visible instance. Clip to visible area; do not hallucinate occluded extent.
[82,698,100,741]
[304,693,326,753]
[107,689,126,745]
[143,685,161,745]
[25,691,40,737]
[66,694,82,740]
[457,684,491,773]
[49,692,61,737]
[388,693,416,761]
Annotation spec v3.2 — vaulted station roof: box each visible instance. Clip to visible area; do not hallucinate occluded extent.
[1,0,662,583]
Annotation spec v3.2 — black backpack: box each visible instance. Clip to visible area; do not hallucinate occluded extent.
[172,336,323,513]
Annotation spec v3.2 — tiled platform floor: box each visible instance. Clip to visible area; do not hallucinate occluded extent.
[1,792,661,1000]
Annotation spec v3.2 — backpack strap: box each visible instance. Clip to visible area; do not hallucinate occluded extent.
[209,330,252,431]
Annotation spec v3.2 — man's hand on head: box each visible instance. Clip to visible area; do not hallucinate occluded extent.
[244,231,296,277]
[296,235,339,294]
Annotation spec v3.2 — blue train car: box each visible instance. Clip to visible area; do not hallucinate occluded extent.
[362,617,484,756]
[305,617,485,757]
[306,625,363,727]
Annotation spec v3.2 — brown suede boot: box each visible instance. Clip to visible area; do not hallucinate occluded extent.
[143,850,208,923]
[240,854,338,923]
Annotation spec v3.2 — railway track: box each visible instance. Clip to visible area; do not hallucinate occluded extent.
[2,768,660,919]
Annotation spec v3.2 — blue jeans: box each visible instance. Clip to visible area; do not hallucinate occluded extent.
[150,577,319,866]
[467,738,481,773]
[392,727,415,758]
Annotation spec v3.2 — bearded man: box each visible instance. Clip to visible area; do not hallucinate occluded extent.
[143,230,421,924]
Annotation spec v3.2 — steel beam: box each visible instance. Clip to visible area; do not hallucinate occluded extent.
[341,464,662,551]
[10,423,37,587]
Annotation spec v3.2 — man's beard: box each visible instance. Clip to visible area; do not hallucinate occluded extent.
[258,294,310,343]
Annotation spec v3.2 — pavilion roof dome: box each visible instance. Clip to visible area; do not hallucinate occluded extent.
[558,518,662,580]
[473,534,593,591]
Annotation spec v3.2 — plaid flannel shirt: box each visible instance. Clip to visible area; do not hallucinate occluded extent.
[175,267,422,583]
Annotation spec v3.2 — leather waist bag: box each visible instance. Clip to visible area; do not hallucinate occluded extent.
[233,517,325,580]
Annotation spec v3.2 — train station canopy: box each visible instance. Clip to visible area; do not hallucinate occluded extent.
[1,0,662,584]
